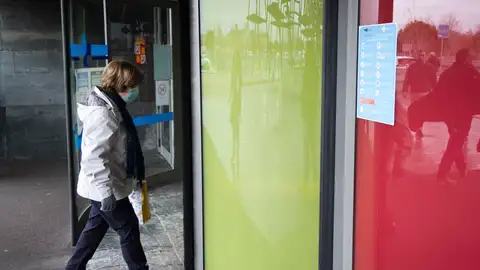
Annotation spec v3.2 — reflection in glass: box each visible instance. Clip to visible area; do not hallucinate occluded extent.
[355,1,480,270]
[200,0,323,268]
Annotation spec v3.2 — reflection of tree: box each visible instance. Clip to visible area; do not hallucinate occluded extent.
[439,15,472,56]
[199,0,323,181]
[398,20,438,54]
[473,28,480,57]
[447,31,474,56]
[204,30,215,51]
[398,16,480,59]
[441,13,462,32]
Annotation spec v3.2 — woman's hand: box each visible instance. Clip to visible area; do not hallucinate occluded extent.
[101,194,117,212]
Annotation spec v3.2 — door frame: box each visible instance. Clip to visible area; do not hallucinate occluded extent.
[152,6,175,168]
[61,0,79,246]
[332,0,359,269]
[187,1,204,269]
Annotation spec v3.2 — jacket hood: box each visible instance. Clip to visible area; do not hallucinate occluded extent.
[77,87,115,122]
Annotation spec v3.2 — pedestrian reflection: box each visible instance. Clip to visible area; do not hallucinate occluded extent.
[408,49,480,184]
[301,40,320,181]
[391,98,413,178]
[230,24,243,181]
[402,50,437,138]
[435,49,480,183]
[427,52,441,73]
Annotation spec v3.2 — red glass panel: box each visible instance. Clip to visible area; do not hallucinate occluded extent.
[355,1,480,270]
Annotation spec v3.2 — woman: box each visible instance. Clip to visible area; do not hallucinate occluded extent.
[66,61,148,270]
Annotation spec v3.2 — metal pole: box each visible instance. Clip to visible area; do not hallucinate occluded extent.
[60,0,79,246]
[440,38,444,63]
[103,0,109,65]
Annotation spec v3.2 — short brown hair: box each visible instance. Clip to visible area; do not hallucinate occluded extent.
[101,60,143,93]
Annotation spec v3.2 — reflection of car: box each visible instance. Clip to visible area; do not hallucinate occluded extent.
[201,54,211,71]
[396,56,415,69]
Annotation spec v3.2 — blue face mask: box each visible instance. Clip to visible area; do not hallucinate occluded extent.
[121,87,139,104]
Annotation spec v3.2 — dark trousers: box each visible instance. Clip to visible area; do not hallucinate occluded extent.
[438,118,472,178]
[66,198,148,270]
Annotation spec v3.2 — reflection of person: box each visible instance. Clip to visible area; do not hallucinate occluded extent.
[66,61,148,269]
[301,40,320,181]
[427,52,441,73]
[230,49,242,179]
[436,49,480,183]
[391,98,413,177]
[230,25,243,179]
[402,50,437,137]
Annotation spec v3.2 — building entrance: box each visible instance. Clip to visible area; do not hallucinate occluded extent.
[63,0,185,268]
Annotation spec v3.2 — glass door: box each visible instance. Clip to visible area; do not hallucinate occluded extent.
[67,0,109,243]
[105,0,177,176]
[153,6,175,167]
[65,0,181,246]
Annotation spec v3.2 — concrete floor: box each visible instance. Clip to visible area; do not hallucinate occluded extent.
[0,155,183,270]
[0,160,71,270]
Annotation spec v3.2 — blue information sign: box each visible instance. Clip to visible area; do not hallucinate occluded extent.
[438,24,449,38]
[357,23,398,126]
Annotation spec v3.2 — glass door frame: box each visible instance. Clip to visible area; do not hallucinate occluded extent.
[61,0,79,247]
[61,0,110,247]
[331,0,359,269]
[152,5,175,167]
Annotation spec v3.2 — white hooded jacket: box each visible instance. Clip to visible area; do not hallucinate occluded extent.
[76,87,134,202]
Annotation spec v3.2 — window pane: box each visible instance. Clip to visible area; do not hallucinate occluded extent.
[355,0,480,269]
[199,0,324,268]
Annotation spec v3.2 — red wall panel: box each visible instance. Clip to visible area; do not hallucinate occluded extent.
[355,0,480,270]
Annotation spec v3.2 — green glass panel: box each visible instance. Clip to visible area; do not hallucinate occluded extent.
[200,0,323,269]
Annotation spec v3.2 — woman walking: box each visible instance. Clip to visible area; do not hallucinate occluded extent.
[66,61,148,270]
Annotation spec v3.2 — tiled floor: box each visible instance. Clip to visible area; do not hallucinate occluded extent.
[87,181,184,270]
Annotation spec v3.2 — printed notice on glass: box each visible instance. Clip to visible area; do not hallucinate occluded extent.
[75,71,90,104]
[357,23,397,125]
[91,70,103,87]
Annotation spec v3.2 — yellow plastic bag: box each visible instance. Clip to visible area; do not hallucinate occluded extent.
[128,180,151,225]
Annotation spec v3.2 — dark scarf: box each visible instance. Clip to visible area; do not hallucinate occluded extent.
[102,89,145,182]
